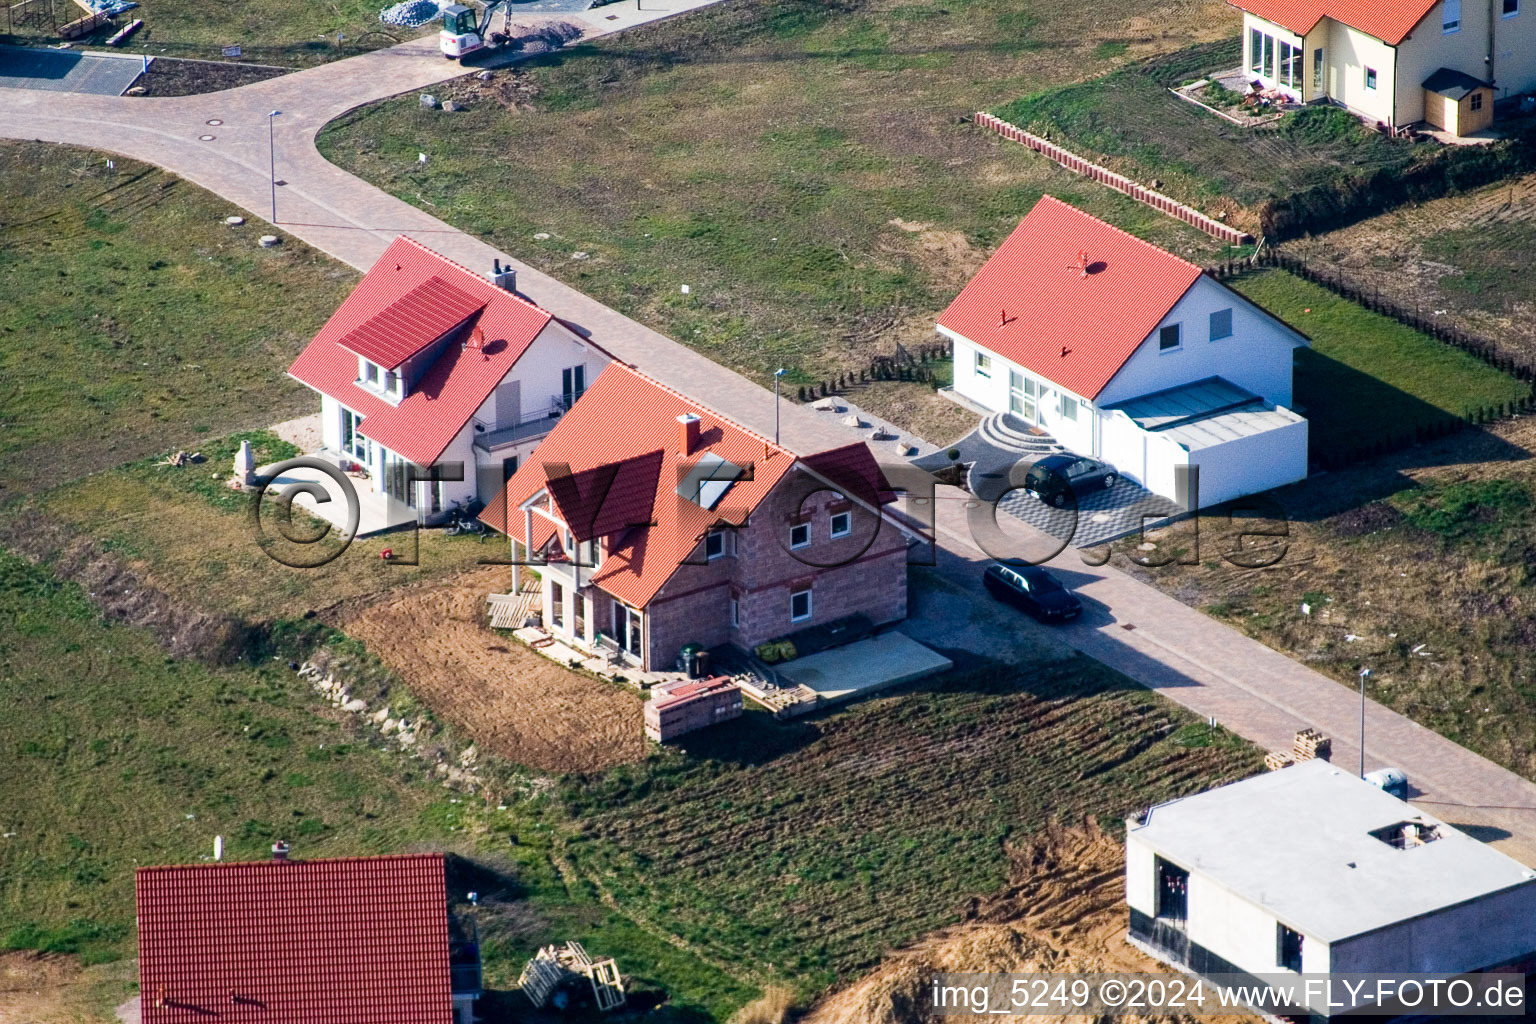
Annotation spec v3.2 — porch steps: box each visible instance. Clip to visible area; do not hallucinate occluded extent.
[978,412,1064,456]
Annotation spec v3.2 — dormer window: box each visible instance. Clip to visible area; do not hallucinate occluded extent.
[384,369,402,398]
[358,358,405,401]
[362,359,380,386]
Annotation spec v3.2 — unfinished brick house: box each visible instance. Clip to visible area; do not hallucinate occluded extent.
[480,364,912,673]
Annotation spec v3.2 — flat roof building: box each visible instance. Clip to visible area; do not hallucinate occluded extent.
[1126,760,1536,1009]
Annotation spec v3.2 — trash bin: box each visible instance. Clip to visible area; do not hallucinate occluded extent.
[677,642,703,677]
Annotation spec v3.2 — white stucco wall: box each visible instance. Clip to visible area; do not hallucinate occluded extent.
[1324,20,1401,123]
[320,394,343,452]
[469,320,606,433]
[1186,417,1309,509]
[1095,277,1303,410]
[1494,0,1536,97]
[1329,882,1536,973]
[944,328,1097,452]
[1395,0,1490,124]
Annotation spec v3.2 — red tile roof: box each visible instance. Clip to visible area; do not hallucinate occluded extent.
[481,365,893,609]
[288,236,557,466]
[334,275,485,370]
[1227,0,1435,45]
[136,853,453,1024]
[936,196,1203,401]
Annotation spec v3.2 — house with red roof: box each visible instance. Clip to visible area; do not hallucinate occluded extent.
[939,196,1309,508]
[479,363,911,673]
[287,236,610,529]
[1229,0,1530,133]
[135,847,481,1024]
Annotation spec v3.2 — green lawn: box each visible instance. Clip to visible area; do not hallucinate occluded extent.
[1228,269,1531,457]
[0,142,355,498]
[15,431,500,627]
[993,42,1536,239]
[317,0,1243,395]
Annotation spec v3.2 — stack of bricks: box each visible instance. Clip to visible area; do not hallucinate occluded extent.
[1293,728,1332,763]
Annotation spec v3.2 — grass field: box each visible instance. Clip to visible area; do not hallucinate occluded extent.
[0,142,354,498]
[14,431,500,627]
[318,0,1244,396]
[1119,410,1536,783]
[0,546,765,1021]
[1226,268,1531,456]
[1287,171,1536,366]
[992,43,1536,239]
[0,0,413,65]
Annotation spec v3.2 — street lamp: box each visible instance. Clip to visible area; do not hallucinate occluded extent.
[267,110,281,224]
[1358,667,1371,778]
[773,368,786,446]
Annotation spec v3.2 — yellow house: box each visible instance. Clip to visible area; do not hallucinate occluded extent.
[1229,0,1535,134]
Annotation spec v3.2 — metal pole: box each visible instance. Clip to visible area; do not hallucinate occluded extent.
[1358,668,1370,778]
[773,368,785,446]
[268,110,280,224]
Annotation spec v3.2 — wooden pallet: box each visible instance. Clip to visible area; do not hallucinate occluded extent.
[1265,749,1295,772]
[1293,728,1331,763]
[487,588,539,630]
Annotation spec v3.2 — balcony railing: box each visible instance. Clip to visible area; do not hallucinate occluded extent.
[473,394,582,451]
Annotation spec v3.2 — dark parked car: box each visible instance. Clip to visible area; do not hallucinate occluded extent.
[1024,454,1118,507]
[983,563,1082,623]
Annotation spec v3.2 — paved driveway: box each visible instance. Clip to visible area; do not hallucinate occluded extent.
[0,45,145,96]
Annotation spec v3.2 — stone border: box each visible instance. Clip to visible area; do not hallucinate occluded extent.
[973,111,1253,246]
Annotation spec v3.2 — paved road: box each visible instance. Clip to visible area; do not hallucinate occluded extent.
[5,8,1536,865]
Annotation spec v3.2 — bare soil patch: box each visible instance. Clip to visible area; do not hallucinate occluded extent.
[801,821,1255,1024]
[130,57,288,96]
[340,567,647,773]
[0,951,124,1024]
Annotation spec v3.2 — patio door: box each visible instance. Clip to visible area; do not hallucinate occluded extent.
[382,450,416,509]
[562,365,585,410]
[613,600,642,658]
[1009,369,1038,423]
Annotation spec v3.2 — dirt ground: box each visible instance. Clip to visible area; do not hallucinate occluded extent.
[800,822,1255,1024]
[0,951,123,1024]
[130,58,288,97]
[339,567,647,773]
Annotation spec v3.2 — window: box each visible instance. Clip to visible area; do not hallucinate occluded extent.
[974,351,992,378]
[1249,27,1265,75]
[1277,924,1304,972]
[1278,40,1299,88]
[614,600,642,655]
[1366,66,1378,90]
[705,529,725,560]
[1313,47,1324,90]
[1262,32,1275,77]
[561,365,585,408]
[1154,857,1189,923]
[1443,0,1461,32]
[789,522,811,549]
[550,581,565,630]
[1059,394,1078,421]
[1009,369,1038,420]
[362,360,380,386]
[729,594,739,628]
[830,511,851,538]
[1472,90,1484,111]
[341,408,370,463]
[790,586,813,623]
[1209,308,1233,341]
[1505,0,1519,17]
[1158,324,1182,351]
[384,370,402,399]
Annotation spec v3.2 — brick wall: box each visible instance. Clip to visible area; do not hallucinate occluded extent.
[640,462,909,670]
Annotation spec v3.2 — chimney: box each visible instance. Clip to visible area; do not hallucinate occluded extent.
[677,413,701,455]
[272,840,290,862]
[487,258,516,293]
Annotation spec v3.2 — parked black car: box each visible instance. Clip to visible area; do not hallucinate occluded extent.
[982,563,1082,623]
[1024,454,1118,507]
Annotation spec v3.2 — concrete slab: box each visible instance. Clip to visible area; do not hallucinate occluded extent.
[0,45,145,96]
[254,455,414,539]
[774,631,952,704]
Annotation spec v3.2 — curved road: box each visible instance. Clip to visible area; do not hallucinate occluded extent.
[6,10,1536,864]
